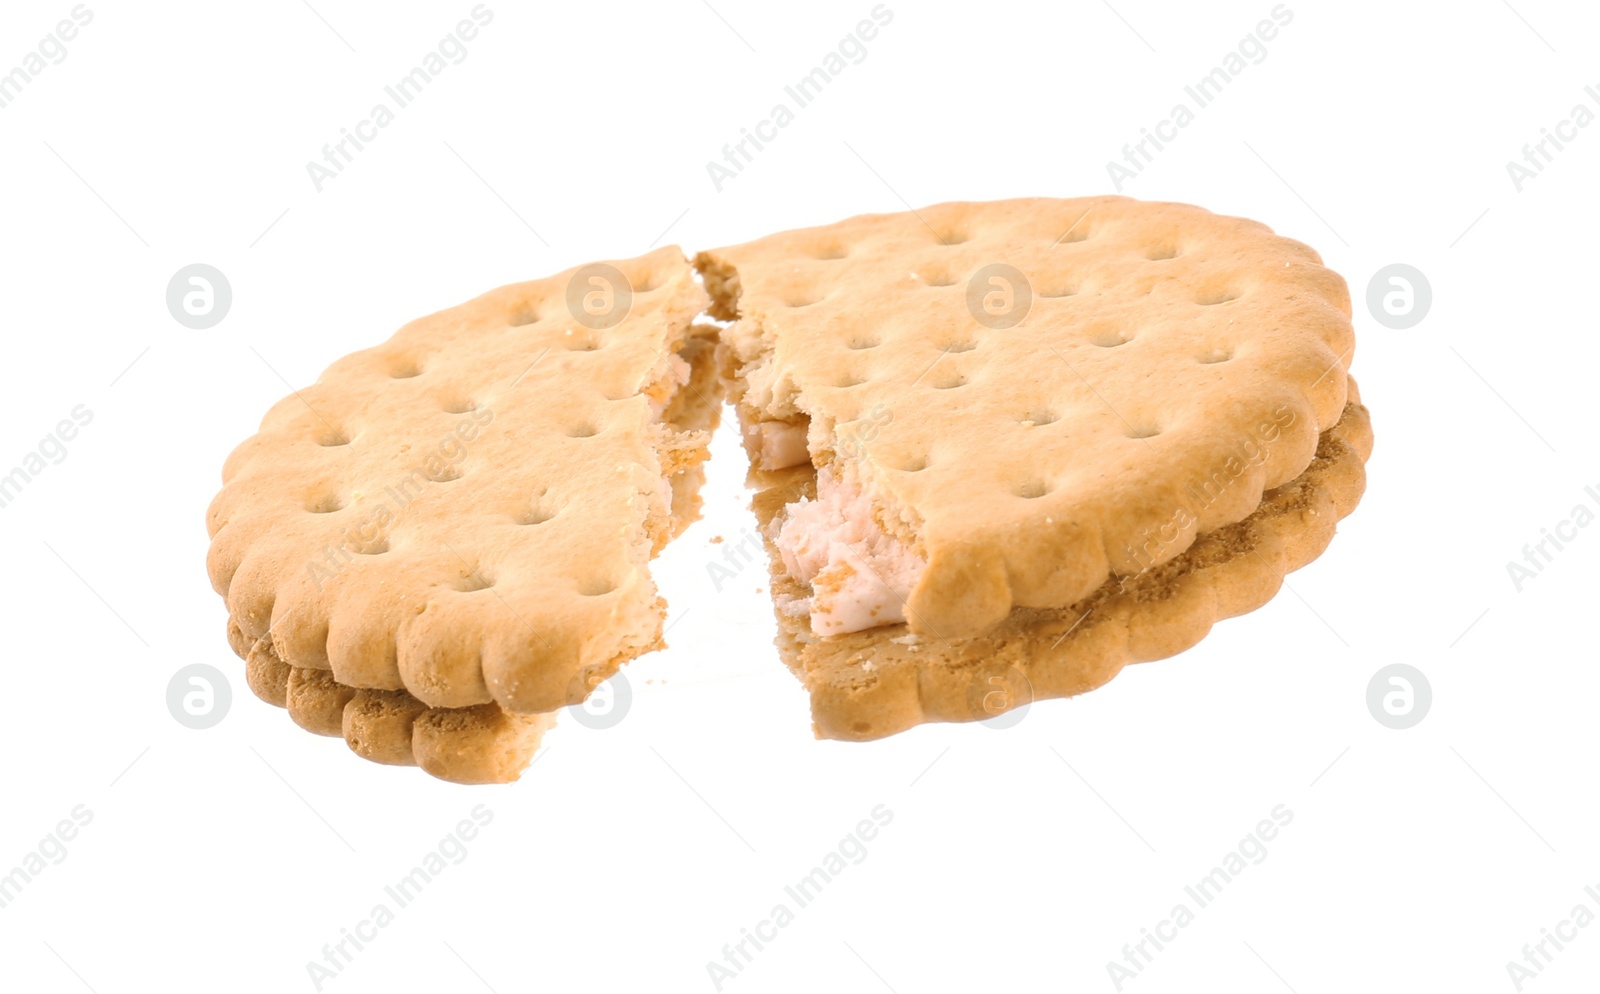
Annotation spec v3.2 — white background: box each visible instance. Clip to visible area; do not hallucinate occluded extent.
[1,0,1596,991]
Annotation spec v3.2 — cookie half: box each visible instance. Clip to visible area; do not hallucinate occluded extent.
[697,197,1369,737]
[208,248,721,781]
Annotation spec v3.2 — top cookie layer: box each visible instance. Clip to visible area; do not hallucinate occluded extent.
[207,246,709,713]
[699,197,1355,639]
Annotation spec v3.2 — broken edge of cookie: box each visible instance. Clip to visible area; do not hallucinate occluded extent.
[692,199,1371,740]
[208,251,724,784]
[744,388,1371,741]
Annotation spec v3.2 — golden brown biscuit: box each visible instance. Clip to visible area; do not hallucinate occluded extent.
[209,197,1371,769]
[209,249,721,782]
[699,197,1369,735]
[753,385,1369,739]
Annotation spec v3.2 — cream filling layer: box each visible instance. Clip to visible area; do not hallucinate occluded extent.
[770,465,926,636]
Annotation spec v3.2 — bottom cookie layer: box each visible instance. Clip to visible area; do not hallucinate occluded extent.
[230,628,554,784]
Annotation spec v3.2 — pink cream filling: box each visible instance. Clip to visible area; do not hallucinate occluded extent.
[771,467,926,636]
